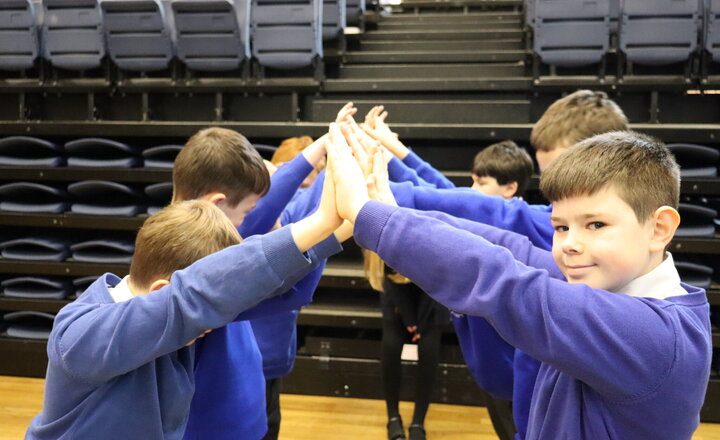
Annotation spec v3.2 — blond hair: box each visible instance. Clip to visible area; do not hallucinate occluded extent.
[540,131,680,222]
[173,127,269,205]
[362,249,385,292]
[129,200,242,291]
[530,90,629,152]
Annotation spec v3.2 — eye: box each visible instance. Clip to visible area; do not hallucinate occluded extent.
[554,225,568,232]
[588,221,606,230]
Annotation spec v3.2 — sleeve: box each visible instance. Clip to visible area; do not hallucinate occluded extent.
[281,170,326,226]
[387,156,437,188]
[390,183,554,249]
[50,226,312,383]
[402,150,456,189]
[239,153,315,238]
[354,201,679,399]
[233,234,342,320]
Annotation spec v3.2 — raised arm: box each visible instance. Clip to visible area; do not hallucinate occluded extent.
[354,202,683,399]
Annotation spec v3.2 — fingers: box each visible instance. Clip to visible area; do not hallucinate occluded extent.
[335,102,357,124]
[364,105,383,128]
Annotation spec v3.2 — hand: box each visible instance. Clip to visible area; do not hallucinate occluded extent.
[326,123,370,223]
[346,129,373,179]
[316,157,344,232]
[186,329,212,346]
[361,114,409,160]
[368,148,397,207]
[335,102,358,124]
[333,220,354,243]
[363,105,387,129]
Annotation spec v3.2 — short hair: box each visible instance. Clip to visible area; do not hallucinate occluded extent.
[530,90,629,152]
[271,136,314,166]
[130,200,241,291]
[540,131,680,222]
[172,127,270,205]
[472,140,535,196]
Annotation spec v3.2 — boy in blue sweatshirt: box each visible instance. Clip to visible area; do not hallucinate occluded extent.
[25,193,345,440]
[327,126,712,440]
[363,92,631,439]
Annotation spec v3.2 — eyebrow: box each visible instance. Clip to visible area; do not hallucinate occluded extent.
[551,213,603,222]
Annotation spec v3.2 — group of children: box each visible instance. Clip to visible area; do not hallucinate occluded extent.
[25,91,711,440]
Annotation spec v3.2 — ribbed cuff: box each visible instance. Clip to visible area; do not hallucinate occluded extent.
[311,233,343,261]
[354,200,397,252]
[262,225,312,282]
[402,150,423,169]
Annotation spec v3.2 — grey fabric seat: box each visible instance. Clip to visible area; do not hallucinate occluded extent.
[171,0,249,71]
[532,0,610,67]
[706,0,720,62]
[41,0,105,70]
[619,0,701,65]
[0,0,38,71]
[345,0,362,26]
[101,0,173,72]
[323,0,345,40]
[251,0,322,70]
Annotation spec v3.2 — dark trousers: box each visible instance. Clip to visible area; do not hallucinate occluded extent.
[486,396,516,440]
[262,377,282,440]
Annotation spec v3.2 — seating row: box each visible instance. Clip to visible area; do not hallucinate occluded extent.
[527,0,720,71]
[0,0,365,74]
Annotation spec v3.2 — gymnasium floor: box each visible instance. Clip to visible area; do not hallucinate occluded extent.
[2,376,719,439]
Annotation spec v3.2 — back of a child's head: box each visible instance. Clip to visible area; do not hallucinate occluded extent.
[172,127,269,204]
[271,136,314,166]
[130,200,242,291]
[472,140,534,197]
[540,131,680,222]
[530,90,630,152]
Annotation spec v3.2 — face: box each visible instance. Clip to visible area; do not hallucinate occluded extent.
[471,175,516,199]
[217,192,261,227]
[535,147,567,172]
[550,188,659,292]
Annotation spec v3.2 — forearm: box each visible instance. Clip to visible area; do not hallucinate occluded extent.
[402,150,455,189]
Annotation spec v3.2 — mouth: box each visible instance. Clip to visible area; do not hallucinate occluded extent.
[564,264,595,277]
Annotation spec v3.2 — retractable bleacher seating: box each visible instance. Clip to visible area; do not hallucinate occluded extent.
[41,0,105,71]
[0,0,38,71]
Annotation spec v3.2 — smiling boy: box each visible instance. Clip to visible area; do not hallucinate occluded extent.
[327,128,712,440]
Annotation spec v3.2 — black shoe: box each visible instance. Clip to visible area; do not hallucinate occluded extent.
[387,416,406,440]
[408,424,426,440]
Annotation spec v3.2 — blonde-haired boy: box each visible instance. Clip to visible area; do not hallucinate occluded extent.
[26,193,343,439]
[328,127,711,440]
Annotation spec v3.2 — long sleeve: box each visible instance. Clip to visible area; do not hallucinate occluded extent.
[234,234,341,320]
[50,226,312,383]
[355,201,683,399]
[387,157,436,187]
[390,182,553,249]
[239,153,314,238]
[401,150,456,189]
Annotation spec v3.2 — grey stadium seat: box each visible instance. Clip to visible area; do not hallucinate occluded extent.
[41,0,105,70]
[323,0,345,41]
[0,0,38,71]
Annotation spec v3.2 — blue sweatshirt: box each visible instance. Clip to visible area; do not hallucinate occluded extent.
[355,201,711,440]
[388,150,456,189]
[185,157,337,440]
[26,226,318,440]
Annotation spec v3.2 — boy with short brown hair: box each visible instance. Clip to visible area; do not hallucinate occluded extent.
[471,140,534,198]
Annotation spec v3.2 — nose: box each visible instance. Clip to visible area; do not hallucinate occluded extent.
[561,229,583,255]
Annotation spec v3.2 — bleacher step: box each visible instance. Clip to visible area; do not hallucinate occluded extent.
[376,20,521,30]
[361,29,523,41]
[380,11,522,23]
[344,50,525,64]
[310,98,531,124]
[359,39,523,52]
[338,62,525,79]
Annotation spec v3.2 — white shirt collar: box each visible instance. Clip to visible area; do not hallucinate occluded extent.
[108,276,134,303]
[616,253,688,300]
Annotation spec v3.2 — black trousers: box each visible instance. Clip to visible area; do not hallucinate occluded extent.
[485,396,516,440]
[262,377,282,440]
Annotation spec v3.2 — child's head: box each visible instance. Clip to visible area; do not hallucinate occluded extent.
[271,136,325,188]
[540,131,681,293]
[530,90,629,171]
[172,127,270,226]
[129,200,242,294]
[471,140,534,199]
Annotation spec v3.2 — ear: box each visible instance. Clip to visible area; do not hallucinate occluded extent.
[500,181,519,199]
[148,279,170,293]
[200,192,227,206]
[648,206,681,252]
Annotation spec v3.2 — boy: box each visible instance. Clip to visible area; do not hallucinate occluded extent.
[25,195,344,439]
[328,127,712,440]
[173,126,348,440]
[470,140,534,198]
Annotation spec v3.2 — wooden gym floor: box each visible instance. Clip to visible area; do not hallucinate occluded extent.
[2,376,719,439]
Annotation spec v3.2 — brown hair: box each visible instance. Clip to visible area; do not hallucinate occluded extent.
[172,127,270,205]
[472,140,535,196]
[129,200,242,291]
[540,131,680,222]
[530,90,629,152]
[271,136,314,166]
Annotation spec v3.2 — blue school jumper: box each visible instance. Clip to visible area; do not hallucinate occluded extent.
[26,227,317,440]
[355,202,711,440]
[184,157,335,440]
